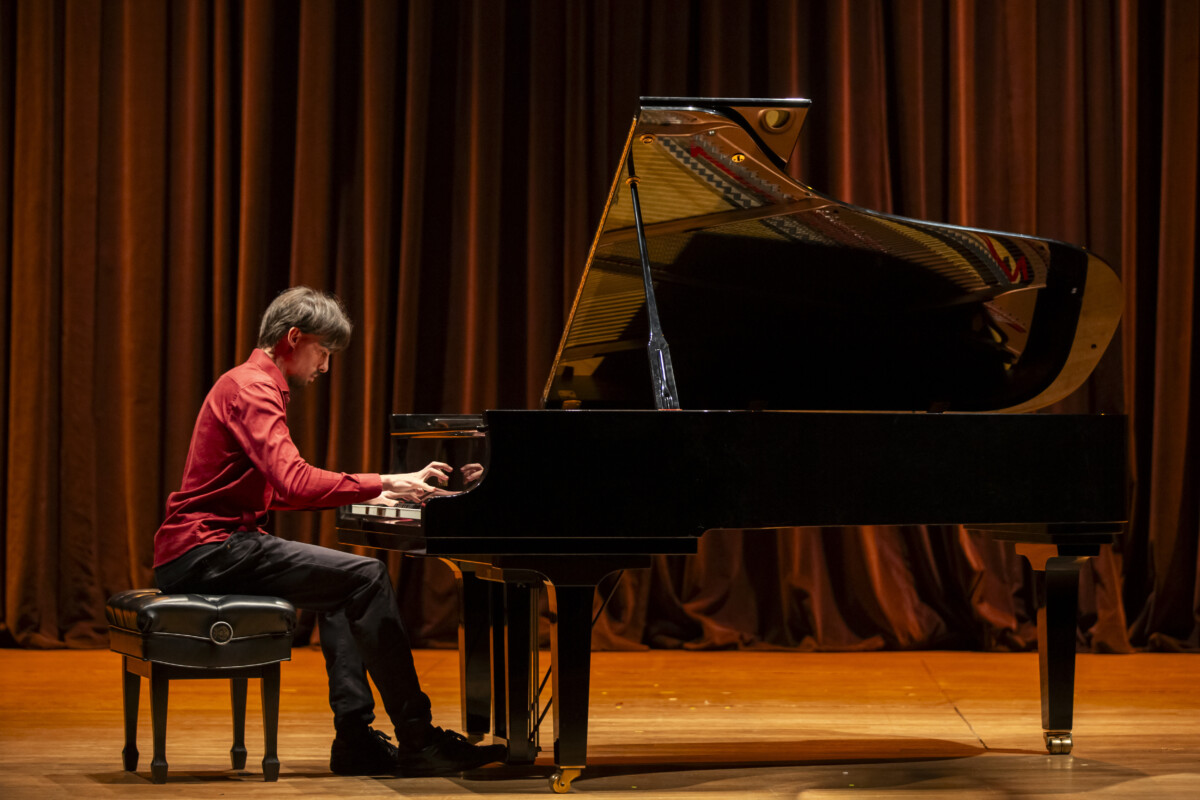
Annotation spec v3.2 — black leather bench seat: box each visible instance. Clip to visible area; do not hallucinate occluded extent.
[106,588,297,783]
[106,589,296,668]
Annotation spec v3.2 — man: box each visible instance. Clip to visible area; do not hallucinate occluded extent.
[153,287,504,776]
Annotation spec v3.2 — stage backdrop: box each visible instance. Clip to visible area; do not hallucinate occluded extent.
[2,0,1196,653]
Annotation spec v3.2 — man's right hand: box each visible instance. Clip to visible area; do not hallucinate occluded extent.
[379,461,452,502]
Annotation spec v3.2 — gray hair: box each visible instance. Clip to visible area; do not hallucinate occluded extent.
[257,287,353,351]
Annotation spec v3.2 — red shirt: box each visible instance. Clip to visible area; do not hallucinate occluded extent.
[154,349,383,567]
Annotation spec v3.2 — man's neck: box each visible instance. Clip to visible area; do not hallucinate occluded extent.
[261,346,288,376]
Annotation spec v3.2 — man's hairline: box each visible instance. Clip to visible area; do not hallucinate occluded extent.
[262,326,350,354]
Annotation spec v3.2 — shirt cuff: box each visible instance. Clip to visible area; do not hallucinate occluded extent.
[358,473,384,498]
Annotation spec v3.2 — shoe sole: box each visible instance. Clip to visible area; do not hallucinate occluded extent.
[395,747,506,777]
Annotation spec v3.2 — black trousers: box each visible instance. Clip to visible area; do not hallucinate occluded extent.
[155,531,432,743]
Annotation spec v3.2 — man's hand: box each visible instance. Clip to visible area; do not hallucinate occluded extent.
[380,461,452,502]
[461,463,484,485]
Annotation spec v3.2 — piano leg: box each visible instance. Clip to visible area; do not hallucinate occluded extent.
[545,582,595,793]
[502,580,540,763]
[489,580,508,744]
[449,565,494,740]
[1037,555,1084,755]
[455,555,648,788]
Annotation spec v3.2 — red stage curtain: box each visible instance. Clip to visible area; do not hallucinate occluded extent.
[1,0,1196,654]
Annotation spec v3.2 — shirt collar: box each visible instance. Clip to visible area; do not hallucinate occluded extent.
[249,348,290,403]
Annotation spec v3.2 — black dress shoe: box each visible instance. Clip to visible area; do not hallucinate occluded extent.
[330,728,400,775]
[395,727,507,776]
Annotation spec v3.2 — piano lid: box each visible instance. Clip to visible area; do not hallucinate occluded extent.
[542,97,1122,413]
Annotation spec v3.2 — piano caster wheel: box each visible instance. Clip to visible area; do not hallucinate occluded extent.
[550,767,582,793]
[1045,732,1073,754]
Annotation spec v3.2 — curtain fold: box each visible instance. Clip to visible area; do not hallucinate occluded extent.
[2,0,1196,654]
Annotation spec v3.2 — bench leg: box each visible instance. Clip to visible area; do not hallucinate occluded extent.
[149,667,170,783]
[230,678,248,769]
[121,659,140,771]
[260,662,281,781]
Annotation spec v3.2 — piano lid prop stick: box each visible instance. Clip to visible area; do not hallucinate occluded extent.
[625,150,682,410]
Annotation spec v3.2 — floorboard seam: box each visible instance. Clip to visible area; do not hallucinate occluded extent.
[921,656,989,750]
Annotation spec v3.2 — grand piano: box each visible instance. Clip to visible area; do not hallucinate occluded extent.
[337,97,1126,792]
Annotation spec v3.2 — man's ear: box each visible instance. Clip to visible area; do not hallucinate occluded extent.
[285,327,302,348]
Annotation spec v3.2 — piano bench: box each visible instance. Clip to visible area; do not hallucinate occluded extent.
[105,589,297,783]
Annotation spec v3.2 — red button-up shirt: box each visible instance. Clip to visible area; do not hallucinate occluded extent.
[154,349,382,567]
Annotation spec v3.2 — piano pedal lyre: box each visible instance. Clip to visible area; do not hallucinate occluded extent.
[1044,731,1073,755]
[550,767,583,793]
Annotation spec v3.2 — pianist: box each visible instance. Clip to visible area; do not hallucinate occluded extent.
[152,286,504,777]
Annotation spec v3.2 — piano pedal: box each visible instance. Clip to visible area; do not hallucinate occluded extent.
[1044,731,1073,754]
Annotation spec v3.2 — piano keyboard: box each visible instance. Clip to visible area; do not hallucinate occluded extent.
[348,503,422,521]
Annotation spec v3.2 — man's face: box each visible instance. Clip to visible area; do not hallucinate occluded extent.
[281,331,332,388]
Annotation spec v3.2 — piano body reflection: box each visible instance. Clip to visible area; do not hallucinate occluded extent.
[338,98,1125,792]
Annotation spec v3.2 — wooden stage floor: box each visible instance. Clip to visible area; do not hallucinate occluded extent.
[1,647,1197,799]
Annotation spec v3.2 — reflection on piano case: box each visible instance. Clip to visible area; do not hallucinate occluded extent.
[338,97,1125,793]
